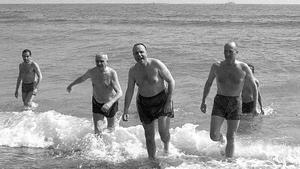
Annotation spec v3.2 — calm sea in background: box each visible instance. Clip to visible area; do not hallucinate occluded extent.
[0,3,299,169]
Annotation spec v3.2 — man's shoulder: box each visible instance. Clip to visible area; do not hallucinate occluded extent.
[236,60,247,67]
[106,67,117,75]
[212,61,221,68]
[88,66,97,72]
[150,58,162,64]
[31,61,40,68]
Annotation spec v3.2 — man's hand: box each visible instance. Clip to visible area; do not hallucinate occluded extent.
[164,100,172,114]
[15,90,18,98]
[101,102,112,113]
[66,85,72,93]
[33,88,38,95]
[200,102,207,113]
[260,108,265,115]
[122,113,129,121]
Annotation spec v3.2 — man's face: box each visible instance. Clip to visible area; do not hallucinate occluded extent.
[95,55,108,70]
[22,51,31,63]
[224,45,238,60]
[133,45,147,65]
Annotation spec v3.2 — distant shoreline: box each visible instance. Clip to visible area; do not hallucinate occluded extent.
[0,3,299,5]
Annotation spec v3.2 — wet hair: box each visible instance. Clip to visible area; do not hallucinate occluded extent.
[133,43,147,50]
[22,49,31,56]
[95,53,108,60]
[247,63,255,73]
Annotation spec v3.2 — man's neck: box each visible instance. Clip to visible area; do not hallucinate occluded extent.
[224,58,236,65]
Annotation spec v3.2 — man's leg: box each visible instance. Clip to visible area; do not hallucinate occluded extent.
[142,121,156,160]
[106,116,115,131]
[25,91,35,107]
[225,120,240,158]
[210,115,225,143]
[22,92,33,107]
[92,113,104,135]
[158,116,170,153]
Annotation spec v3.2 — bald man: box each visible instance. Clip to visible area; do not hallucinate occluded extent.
[67,54,122,135]
[122,43,175,160]
[200,42,258,158]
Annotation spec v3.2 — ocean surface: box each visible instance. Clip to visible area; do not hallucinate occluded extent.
[0,3,299,169]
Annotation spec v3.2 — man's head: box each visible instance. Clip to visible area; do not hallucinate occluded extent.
[95,54,108,70]
[132,43,148,65]
[22,49,32,63]
[247,63,255,73]
[224,42,238,60]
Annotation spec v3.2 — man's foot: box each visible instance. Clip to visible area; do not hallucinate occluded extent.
[220,134,226,145]
[163,142,169,155]
[106,127,115,133]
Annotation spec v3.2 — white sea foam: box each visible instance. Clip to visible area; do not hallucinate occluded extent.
[0,110,299,168]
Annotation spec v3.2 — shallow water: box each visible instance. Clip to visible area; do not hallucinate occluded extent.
[0,3,299,169]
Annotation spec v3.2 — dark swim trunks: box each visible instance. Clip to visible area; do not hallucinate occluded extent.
[22,82,36,95]
[136,90,174,124]
[92,96,118,118]
[212,94,242,120]
[242,101,254,114]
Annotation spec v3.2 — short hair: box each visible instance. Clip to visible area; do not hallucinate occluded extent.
[95,53,108,60]
[133,43,147,50]
[247,63,255,73]
[22,49,31,56]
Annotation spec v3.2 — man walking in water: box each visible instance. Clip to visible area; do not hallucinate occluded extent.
[242,64,264,115]
[200,42,258,158]
[122,43,175,160]
[67,54,122,135]
[15,49,42,109]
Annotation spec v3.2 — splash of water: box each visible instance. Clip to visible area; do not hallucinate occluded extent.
[0,110,299,168]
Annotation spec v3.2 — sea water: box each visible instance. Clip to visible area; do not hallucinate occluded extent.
[0,4,299,169]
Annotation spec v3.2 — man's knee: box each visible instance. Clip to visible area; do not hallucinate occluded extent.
[226,132,236,143]
[210,132,221,141]
[159,130,170,143]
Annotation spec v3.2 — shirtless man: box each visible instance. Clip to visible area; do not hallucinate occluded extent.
[122,43,175,160]
[242,64,264,115]
[200,42,258,158]
[67,54,122,135]
[15,49,42,108]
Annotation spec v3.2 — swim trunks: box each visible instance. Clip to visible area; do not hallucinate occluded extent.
[92,96,118,118]
[242,101,254,114]
[136,90,174,124]
[212,94,242,120]
[22,82,36,95]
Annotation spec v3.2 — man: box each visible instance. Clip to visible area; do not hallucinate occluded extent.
[67,54,122,135]
[122,43,175,160]
[242,64,264,115]
[15,49,42,109]
[200,42,258,158]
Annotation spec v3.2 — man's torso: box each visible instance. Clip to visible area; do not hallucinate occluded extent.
[133,59,165,97]
[20,62,36,83]
[90,67,116,103]
[215,61,246,96]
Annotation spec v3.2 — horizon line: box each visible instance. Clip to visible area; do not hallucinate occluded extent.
[0,2,299,5]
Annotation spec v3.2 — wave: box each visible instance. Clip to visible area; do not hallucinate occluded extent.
[0,110,299,168]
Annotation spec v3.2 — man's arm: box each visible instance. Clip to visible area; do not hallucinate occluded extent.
[101,69,123,112]
[66,70,90,93]
[33,62,42,89]
[157,60,175,113]
[256,80,264,114]
[201,63,216,113]
[244,65,258,114]
[15,64,22,98]
[122,67,135,121]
